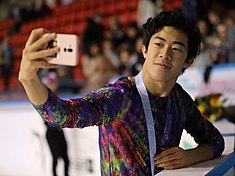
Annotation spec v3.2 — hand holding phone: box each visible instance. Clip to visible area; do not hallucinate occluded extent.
[44,34,79,66]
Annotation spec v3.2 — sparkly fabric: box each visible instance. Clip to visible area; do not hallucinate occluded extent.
[33,76,224,176]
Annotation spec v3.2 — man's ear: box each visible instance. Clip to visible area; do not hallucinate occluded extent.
[183,58,194,69]
[141,45,147,58]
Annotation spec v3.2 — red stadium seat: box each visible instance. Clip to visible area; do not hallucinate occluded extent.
[0,0,139,91]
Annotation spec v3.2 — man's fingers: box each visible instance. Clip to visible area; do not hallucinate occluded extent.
[154,147,191,170]
[25,28,49,48]
[155,148,176,160]
[23,46,60,61]
[155,147,184,160]
[29,32,57,52]
[33,47,60,60]
[155,153,179,164]
[163,163,181,170]
[31,60,59,69]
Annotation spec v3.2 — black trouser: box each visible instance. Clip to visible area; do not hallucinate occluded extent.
[46,129,70,176]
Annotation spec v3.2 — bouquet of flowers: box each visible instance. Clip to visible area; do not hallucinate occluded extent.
[195,93,227,122]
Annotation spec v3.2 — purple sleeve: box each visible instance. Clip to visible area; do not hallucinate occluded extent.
[184,93,225,158]
[32,86,124,128]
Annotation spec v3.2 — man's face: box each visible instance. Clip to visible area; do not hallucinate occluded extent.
[142,26,192,83]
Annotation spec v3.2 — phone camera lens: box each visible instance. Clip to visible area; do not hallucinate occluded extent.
[68,48,73,52]
[64,48,67,52]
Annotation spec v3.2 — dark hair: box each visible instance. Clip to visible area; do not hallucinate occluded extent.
[142,10,201,62]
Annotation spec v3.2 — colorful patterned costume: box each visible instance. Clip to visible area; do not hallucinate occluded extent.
[33,77,224,175]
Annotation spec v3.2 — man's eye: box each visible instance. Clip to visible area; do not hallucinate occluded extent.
[155,43,163,47]
[172,47,182,52]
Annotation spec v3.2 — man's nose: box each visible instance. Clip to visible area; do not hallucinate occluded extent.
[159,47,172,60]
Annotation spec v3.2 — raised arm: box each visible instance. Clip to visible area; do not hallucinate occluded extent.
[18,28,60,105]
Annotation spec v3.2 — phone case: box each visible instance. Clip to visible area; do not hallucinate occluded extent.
[45,34,79,66]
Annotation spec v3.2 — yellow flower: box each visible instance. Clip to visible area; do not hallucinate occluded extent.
[209,97,219,107]
[209,114,217,122]
[195,93,227,123]
[197,105,205,114]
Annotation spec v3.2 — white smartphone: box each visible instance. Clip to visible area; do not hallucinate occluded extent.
[44,34,79,66]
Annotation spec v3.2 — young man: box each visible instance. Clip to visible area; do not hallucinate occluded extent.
[18,10,224,175]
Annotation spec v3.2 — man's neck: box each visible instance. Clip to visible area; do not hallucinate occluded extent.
[142,71,176,97]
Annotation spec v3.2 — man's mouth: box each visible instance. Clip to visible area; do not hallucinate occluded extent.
[155,63,171,69]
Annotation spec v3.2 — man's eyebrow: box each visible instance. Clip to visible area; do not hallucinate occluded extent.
[154,36,186,47]
[154,36,166,41]
[173,41,186,48]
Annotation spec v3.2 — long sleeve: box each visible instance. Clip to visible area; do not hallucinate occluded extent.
[32,77,154,175]
[181,87,225,158]
[32,85,125,128]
